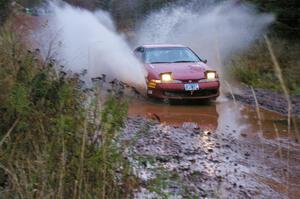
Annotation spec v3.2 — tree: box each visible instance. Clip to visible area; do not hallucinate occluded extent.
[247,0,300,39]
[0,0,10,24]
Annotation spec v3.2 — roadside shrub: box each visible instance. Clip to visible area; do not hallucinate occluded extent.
[227,38,300,94]
[0,26,135,198]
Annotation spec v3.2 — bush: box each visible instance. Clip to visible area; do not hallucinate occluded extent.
[227,38,300,94]
[0,26,136,198]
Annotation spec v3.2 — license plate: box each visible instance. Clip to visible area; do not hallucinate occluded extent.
[184,83,199,91]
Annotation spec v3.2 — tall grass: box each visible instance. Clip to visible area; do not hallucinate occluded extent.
[228,35,300,196]
[228,38,300,94]
[0,26,136,198]
[264,35,293,196]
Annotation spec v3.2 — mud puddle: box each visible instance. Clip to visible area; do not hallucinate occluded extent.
[126,98,300,198]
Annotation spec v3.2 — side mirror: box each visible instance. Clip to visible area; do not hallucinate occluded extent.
[134,47,145,53]
[203,59,208,64]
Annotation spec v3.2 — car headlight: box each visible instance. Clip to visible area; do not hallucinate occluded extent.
[161,73,172,82]
[206,71,217,80]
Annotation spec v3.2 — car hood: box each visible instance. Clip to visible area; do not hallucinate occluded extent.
[146,62,209,80]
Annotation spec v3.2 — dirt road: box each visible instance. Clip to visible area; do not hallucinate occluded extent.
[123,98,300,198]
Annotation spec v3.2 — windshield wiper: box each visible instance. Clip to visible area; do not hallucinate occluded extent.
[173,60,195,63]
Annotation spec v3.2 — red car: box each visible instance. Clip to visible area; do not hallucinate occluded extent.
[134,44,220,100]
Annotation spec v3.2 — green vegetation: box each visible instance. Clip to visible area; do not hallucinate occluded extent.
[0,26,137,198]
[228,37,300,94]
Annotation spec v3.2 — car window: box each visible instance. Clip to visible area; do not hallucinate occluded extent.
[144,47,201,64]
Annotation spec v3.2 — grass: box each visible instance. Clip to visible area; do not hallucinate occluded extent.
[0,25,137,198]
[227,37,300,94]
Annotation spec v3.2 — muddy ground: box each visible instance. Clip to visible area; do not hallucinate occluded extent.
[227,86,300,118]
[88,78,300,198]
[121,116,300,199]
[113,81,300,199]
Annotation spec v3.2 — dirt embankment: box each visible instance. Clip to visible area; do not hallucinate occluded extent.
[227,87,300,118]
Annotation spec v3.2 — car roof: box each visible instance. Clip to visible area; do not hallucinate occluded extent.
[139,44,187,49]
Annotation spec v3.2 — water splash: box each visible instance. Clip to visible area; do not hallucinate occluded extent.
[135,1,274,69]
[34,2,147,91]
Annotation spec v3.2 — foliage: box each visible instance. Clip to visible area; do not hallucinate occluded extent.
[227,37,300,94]
[0,26,136,198]
[247,0,300,39]
[0,0,10,24]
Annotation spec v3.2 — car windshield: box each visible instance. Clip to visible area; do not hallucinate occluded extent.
[144,47,201,64]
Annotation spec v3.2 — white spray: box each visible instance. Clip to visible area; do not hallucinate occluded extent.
[33,0,274,92]
[136,0,274,69]
[34,2,147,91]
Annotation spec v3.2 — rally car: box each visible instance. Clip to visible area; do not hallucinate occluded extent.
[134,44,220,100]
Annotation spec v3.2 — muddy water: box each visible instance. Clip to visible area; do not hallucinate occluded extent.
[128,98,300,198]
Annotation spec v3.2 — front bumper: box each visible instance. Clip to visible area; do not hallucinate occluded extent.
[147,80,220,99]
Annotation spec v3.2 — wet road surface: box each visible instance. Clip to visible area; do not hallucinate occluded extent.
[128,98,300,198]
